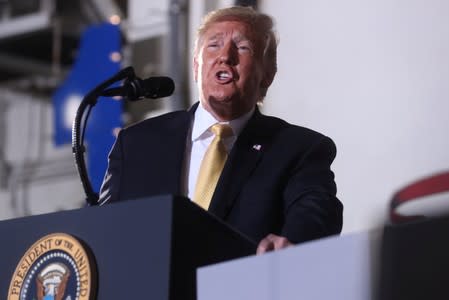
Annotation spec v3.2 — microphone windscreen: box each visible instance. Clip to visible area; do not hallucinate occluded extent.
[141,77,175,99]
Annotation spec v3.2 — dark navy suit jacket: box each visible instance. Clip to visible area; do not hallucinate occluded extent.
[99,104,343,243]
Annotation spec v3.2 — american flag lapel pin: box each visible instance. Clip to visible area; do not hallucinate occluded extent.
[252,144,262,151]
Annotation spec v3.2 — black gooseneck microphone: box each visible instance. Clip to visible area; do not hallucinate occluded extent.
[73,66,175,205]
[101,76,175,100]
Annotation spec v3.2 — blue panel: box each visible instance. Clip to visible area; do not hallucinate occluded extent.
[52,23,122,193]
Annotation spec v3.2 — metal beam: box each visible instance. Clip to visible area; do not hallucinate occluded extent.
[0,51,59,76]
[0,0,54,40]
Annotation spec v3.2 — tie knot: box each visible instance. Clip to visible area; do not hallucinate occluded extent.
[211,123,233,138]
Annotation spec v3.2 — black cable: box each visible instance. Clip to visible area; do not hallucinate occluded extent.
[80,104,93,145]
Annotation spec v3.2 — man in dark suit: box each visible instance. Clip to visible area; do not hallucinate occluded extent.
[99,6,343,253]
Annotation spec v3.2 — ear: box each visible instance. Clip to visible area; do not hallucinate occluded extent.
[260,69,275,89]
[193,56,199,82]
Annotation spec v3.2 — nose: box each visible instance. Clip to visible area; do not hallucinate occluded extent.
[218,42,237,65]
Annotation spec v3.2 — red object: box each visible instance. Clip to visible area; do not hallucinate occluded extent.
[390,171,449,224]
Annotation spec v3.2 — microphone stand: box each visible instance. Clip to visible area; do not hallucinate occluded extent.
[72,66,135,206]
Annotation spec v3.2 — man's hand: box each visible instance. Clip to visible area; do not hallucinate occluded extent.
[256,233,293,255]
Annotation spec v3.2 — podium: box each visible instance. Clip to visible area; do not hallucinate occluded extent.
[197,230,381,300]
[0,195,256,299]
[379,215,449,300]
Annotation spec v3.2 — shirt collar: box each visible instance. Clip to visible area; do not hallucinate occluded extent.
[191,102,255,141]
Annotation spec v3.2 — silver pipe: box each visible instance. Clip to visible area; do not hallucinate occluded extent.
[168,0,187,111]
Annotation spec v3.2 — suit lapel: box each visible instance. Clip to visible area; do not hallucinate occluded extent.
[208,109,272,219]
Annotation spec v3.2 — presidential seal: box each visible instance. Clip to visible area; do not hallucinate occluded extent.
[8,233,96,300]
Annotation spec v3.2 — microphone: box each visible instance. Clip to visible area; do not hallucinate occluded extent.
[101,76,175,100]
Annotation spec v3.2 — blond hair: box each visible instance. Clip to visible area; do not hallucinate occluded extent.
[194,6,278,98]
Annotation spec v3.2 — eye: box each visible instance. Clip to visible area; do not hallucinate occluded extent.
[206,40,221,50]
[237,43,253,54]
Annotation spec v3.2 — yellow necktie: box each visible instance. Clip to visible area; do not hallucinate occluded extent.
[194,124,233,210]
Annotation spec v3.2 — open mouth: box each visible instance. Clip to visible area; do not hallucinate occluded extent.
[215,70,234,83]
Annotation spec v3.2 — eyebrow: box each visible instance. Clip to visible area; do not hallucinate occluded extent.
[207,33,225,41]
[206,32,252,44]
[234,34,251,44]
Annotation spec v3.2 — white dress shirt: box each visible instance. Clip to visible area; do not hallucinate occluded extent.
[184,103,254,200]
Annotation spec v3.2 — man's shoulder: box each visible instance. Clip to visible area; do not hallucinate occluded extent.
[257,113,328,141]
[255,113,337,159]
[122,109,191,135]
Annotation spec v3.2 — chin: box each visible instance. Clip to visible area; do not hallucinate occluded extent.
[210,86,237,99]
[209,95,235,106]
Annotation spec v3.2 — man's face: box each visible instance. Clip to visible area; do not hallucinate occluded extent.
[194,21,269,121]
